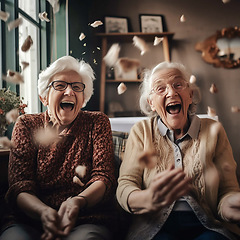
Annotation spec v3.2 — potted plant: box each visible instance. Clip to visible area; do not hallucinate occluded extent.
[0,88,27,137]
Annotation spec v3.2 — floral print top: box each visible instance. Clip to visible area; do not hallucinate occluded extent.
[5,110,116,228]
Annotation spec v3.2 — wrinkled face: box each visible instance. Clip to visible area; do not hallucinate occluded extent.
[148,68,192,132]
[40,70,84,127]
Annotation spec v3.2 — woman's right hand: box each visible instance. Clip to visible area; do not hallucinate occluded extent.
[145,165,191,211]
[128,165,191,214]
[40,207,67,240]
[57,196,84,236]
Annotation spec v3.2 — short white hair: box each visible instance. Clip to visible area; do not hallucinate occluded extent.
[38,56,95,108]
[139,61,201,117]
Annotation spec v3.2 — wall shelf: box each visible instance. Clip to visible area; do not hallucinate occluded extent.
[96,32,174,113]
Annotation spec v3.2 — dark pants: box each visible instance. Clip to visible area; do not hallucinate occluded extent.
[152,211,229,240]
[0,223,112,240]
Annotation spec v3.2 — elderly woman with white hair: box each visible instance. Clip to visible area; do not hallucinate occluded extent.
[117,61,240,240]
[1,56,116,240]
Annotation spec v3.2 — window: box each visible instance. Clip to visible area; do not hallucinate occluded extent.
[0,0,48,113]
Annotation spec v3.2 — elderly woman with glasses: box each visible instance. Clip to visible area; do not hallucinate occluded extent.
[116,61,240,240]
[1,56,116,240]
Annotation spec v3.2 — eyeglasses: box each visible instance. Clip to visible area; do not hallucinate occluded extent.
[47,81,85,92]
[150,80,188,96]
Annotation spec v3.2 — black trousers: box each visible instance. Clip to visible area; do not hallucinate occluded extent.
[152,211,229,240]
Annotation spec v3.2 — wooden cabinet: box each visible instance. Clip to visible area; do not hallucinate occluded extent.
[96,32,174,113]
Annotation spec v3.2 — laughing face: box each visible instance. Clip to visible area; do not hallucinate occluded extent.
[40,70,84,128]
[148,68,193,137]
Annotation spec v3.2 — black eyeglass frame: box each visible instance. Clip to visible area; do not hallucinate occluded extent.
[47,80,86,92]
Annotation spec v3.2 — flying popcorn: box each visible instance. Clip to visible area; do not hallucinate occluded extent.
[103,43,121,67]
[20,61,30,71]
[117,57,140,73]
[117,82,127,95]
[189,75,196,84]
[73,165,87,187]
[34,126,60,147]
[138,150,157,169]
[0,136,15,148]
[222,0,231,3]
[5,109,19,124]
[21,35,33,52]
[153,36,164,46]
[73,176,84,187]
[209,83,218,94]
[38,11,50,22]
[133,36,149,55]
[231,106,240,113]
[90,20,103,28]
[79,33,86,41]
[0,10,10,22]
[75,165,87,178]
[8,17,23,31]
[207,106,217,117]
[180,15,186,23]
[4,70,24,84]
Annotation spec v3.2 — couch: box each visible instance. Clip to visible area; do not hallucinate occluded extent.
[0,115,218,236]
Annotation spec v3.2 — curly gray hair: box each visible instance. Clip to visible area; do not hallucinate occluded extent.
[38,56,95,108]
[139,61,201,117]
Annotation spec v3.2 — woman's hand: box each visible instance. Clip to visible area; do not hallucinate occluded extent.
[128,165,192,214]
[57,196,86,235]
[221,192,240,223]
[16,192,66,240]
[145,165,191,211]
[40,207,66,240]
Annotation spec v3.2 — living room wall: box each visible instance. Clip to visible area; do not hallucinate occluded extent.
[68,0,240,176]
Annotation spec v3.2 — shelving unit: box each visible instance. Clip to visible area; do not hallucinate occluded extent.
[96,32,174,113]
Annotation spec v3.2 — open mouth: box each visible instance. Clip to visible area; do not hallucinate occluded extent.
[60,101,75,111]
[166,103,182,114]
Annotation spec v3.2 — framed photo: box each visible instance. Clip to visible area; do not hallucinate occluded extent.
[104,16,129,33]
[139,14,163,33]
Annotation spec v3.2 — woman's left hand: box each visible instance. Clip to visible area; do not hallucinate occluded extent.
[221,192,240,222]
[58,196,84,235]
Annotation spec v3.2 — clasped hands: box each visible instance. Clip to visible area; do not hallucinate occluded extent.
[40,196,84,240]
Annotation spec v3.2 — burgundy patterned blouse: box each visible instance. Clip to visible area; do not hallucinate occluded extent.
[5,110,116,228]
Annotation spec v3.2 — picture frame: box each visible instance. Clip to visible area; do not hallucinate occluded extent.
[104,16,129,33]
[139,14,163,33]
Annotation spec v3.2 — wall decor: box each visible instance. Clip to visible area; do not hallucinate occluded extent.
[104,16,129,33]
[139,14,163,33]
[195,26,240,68]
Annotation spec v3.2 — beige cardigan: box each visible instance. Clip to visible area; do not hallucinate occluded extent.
[117,116,240,239]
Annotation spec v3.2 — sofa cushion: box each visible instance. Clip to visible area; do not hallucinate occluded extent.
[112,131,129,178]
